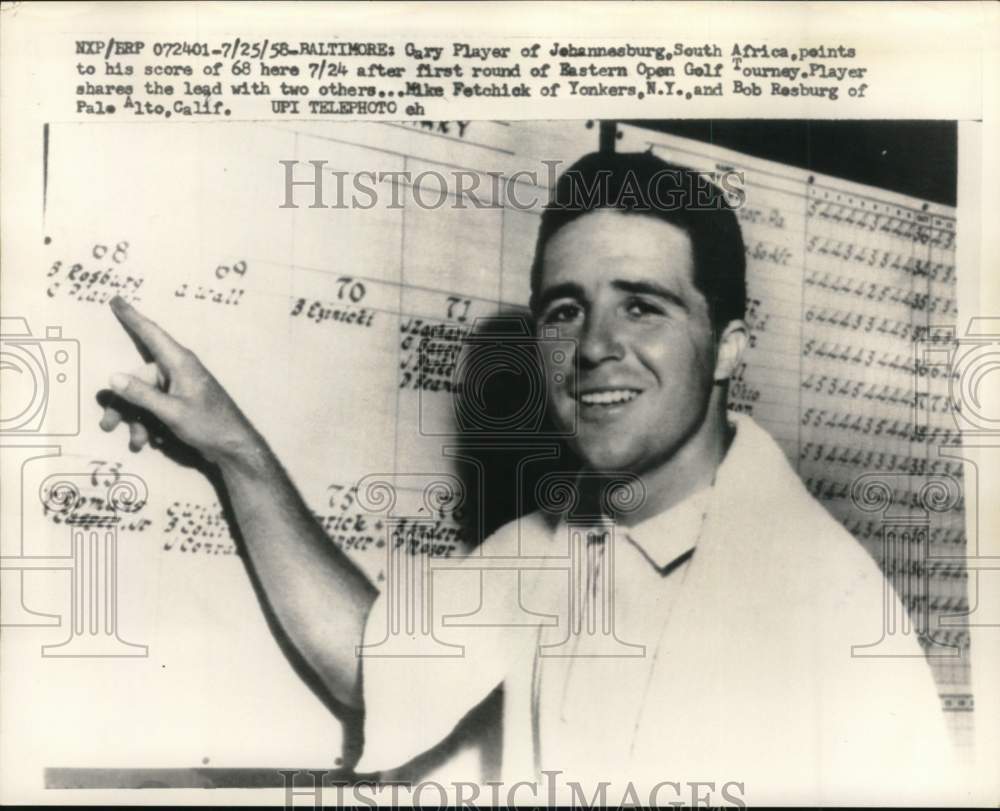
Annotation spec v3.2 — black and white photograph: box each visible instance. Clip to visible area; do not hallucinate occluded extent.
[1,2,997,807]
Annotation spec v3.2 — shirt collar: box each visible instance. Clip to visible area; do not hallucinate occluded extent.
[550,414,754,573]
[621,485,713,573]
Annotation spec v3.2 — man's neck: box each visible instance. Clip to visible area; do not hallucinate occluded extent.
[609,400,733,527]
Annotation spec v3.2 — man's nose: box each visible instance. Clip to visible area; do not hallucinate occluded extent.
[578,312,625,367]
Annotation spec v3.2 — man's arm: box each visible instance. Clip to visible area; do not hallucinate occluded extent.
[216,445,377,707]
[101,297,376,709]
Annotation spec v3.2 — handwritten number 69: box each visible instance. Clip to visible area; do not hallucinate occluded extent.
[216,260,248,280]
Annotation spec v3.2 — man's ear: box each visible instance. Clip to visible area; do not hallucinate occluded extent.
[713,319,749,382]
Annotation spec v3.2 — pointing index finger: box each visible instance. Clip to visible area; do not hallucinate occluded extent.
[110,296,189,373]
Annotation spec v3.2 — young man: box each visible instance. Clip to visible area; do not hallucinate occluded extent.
[102,151,955,803]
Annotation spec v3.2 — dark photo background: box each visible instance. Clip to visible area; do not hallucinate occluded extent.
[621,120,957,206]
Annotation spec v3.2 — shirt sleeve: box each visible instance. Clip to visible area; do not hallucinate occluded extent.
[354,556,528,774]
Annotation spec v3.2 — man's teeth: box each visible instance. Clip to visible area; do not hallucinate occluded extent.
[579,389,639,405]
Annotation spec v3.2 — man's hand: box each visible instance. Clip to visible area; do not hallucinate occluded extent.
[100,296,375,714]
[101,296,261,466]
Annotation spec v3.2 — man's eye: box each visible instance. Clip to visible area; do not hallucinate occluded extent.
[625,298,663,318]
[543,303,582,323]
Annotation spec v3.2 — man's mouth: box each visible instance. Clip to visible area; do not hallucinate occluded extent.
[575,388,642,406]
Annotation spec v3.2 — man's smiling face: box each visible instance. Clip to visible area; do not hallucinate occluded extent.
[536,209,720,474]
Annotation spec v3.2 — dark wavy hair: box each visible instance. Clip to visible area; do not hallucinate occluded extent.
[529,151,747,332]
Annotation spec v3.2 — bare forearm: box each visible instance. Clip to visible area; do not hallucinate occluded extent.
[103,299,377,709]
[218,438,377,709]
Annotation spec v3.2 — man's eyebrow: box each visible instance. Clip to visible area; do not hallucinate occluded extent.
[534,281,587,313]
[611,279,689,311]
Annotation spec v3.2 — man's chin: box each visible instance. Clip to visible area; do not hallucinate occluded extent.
[572,442,641,475]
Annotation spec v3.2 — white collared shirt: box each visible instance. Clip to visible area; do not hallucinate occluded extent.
[358,415,957,803]
[533,488,711,783]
